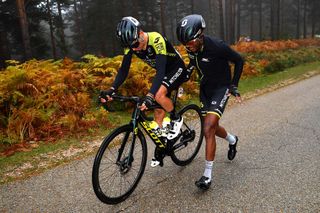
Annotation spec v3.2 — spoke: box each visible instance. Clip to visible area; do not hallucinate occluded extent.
[96,132,145,199]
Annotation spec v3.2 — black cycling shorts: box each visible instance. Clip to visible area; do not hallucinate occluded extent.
[200,85,230,118]
[162,63,188,93]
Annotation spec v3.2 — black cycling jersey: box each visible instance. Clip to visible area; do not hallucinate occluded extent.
[112,32,185,95]
[187,35,244,88]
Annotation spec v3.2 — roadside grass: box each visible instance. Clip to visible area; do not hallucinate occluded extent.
[239,61,320,96]
[1,61,320,184]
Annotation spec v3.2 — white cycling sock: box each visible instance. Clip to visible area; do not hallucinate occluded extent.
[203,160,213,181]
[225,132,236,145]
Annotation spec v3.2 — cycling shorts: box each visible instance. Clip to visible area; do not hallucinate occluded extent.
[162,62,188,93]
[200,85,230,118]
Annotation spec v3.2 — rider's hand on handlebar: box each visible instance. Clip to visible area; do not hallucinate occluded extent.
[139,93,154,111]
[99,88,115,103]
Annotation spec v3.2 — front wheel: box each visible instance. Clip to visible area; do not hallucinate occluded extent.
[92,125,147,204]
[171,104,204,166]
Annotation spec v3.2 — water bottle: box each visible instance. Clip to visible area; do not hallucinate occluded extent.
[162,117,171,137]
[149,121,162,137]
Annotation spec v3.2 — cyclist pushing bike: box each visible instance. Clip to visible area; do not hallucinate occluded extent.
[100,16,189,167]
[176,14,244,190]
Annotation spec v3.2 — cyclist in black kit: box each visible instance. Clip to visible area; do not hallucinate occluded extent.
[176,14,244,189]
[100,17,188,167]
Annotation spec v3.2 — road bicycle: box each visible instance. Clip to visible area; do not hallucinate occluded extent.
[92,89,204,204]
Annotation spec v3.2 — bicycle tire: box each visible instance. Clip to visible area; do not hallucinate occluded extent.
[171,104,204,166]
[92,124,147,204]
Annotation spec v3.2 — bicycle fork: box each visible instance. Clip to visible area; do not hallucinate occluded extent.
[116,130,137,174]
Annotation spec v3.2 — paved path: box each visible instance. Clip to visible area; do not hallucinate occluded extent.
[1,75,320,212]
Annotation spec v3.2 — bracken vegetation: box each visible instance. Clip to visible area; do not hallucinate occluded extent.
[0,39,319,154]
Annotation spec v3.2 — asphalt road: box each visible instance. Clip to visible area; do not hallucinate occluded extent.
[1,75,320,213]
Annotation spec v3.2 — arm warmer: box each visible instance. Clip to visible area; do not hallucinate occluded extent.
[219,41,244,86]
[149,54,167,95]
[112,52,133,90]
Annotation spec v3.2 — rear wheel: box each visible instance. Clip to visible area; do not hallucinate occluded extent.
[171,104,204,166]
[92,125,147,204]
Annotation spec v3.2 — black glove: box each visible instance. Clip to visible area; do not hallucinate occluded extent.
[229,85,240,97]
[99,88,115,100]
[141,95,155,108]
[184,66,194,82]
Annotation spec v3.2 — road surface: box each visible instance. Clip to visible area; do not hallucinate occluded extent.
[1,75,320,212]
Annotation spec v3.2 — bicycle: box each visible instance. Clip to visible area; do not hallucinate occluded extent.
[92,89,204,204]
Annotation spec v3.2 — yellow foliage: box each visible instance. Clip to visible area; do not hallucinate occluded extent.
[1,39,320,145]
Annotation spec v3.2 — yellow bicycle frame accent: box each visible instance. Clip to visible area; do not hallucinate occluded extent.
[140,121,165,148]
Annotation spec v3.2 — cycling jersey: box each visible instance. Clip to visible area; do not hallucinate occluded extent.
[112,32,186,95]
[187,36,244,117]
[187,36,244,88]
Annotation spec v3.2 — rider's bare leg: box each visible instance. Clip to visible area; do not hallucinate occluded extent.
[215,123,227,138]
[154,85,173,126]
[155,85,173,112]
[154,108,166,127]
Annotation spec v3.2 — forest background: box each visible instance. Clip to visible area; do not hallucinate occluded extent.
[0,0,320,154]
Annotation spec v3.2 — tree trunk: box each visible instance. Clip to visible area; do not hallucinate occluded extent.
[79,0,87,52]
[16,0,32,60]
[270,0,275,40]
[120,0,127,17]
[191,0,195,13]
[74,0,86,56]
[174,0,179,43]
[209,0,215,36]
[217,0,225,40]
[46,0,57,60]
[225,0,235,44]
[276,0,280,40]
[296,0,300,39]
[0,22,10,69]
[250,0,254,40]
[259,0,262,40]
[230,0,236,44]
[303,0,307,38]
[132,1,139,20]
[280,0,284,38]
[236,0,241,42]
[160,0,166,36]
[311,0,315,38]
[57,0,67,57]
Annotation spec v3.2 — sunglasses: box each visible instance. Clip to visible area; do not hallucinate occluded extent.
[130,40,140,48]
[185,38,199,46]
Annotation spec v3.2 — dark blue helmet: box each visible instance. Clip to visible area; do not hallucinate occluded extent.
[116,17,141,47]
[176,14,206,45]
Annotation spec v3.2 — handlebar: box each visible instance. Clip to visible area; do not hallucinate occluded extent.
[111,94,141,103]
[109,94,161,110]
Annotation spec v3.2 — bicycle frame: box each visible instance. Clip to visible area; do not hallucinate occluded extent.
[113,89,179,153]
[93,90,203,204]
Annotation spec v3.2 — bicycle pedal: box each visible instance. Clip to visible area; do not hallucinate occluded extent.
[150,159,160,167]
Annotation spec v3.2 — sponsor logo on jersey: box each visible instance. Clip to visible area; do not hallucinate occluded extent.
[169,68,183,84]
[155,43,164,52]
[154,37,160,43]
[219,89,229,108]
[201,58,210,62]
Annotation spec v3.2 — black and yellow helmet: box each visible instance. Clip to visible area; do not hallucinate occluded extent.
[176,14,206,45]
[116,16,141,47]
